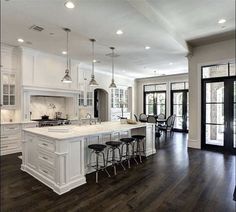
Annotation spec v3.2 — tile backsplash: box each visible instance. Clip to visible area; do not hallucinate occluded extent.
[1,110,15,122]
[30,96,67,119]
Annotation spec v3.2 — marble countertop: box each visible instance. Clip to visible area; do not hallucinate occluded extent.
[1,121,38,125]
[23,121,149,140]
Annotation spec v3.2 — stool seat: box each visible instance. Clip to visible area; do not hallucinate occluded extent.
[132,135,145,140]
[106,141,122,147]
[120,138,135,143]
[88,144,106,152]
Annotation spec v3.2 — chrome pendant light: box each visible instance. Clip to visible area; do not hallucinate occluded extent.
[109,47,117,88]
[62,28,72,83]
[89,39,99,86]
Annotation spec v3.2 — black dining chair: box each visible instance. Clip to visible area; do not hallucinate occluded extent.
[157,113,165,119]
[139,113,147,122]
[134,114,138,122]
[158,115,174,139]
[147,115,156,123]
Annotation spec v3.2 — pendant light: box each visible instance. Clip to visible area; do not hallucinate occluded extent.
[109,47,117,88]
[61,28,72,83]
[89,39,99,86]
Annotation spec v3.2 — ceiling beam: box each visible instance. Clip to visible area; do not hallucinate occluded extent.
[127,0,190,53]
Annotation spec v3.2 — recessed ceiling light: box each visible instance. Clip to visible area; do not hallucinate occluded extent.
[93,59,97,63]
[17,38,24,43]
[145,46,151,50]
[122,70,126,72]
[218,19,226,24]
[169,62,173,65]
[116,30,123,35]
[62,51,67,55]
[64,1,75,9]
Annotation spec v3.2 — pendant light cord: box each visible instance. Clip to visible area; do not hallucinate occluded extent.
[112,47,114,80]
[66,30,69,71]
[92,40,94,76]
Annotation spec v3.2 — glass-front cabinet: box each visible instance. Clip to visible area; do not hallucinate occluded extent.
[1,73,16,108]
[78,91,93,107]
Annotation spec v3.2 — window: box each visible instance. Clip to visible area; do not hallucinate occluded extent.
[202,63,236,79]
[144,83,166,115]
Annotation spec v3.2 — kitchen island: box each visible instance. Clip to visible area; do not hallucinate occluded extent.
[21,121,156,194]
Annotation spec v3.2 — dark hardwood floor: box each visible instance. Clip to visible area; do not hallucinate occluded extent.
[1,133,235,212]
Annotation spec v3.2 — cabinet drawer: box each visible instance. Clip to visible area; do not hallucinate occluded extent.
[1,134,21,141]
[38,138,55,152]
[38,162,55,180]
[0,142,18,150]
[2,124,21,134]
[38,150,55,166]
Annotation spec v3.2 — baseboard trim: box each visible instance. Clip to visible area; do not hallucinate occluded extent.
[188,139,201,149]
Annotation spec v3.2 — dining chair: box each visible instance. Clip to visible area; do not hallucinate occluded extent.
[139,113,147,122]
[158,115,174,139]
[134,114,138,122]
[157,113,165,119]
[147,115,156,123]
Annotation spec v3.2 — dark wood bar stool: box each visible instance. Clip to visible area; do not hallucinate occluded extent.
[106,141,126,175]
[120,137,138,168]
[131,135,145,163]
[88,144,111,183]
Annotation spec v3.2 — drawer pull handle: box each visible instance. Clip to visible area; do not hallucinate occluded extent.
[1,136,8,139]
[2,145,8,148]
[42,156,48,160]
[42,170,48,174]
[8,128,17,130]
[42,143,48,146]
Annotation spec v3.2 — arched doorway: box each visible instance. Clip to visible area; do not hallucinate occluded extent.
[94,88,108,122]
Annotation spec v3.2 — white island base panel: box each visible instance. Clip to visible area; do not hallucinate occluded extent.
[21,122,156,195]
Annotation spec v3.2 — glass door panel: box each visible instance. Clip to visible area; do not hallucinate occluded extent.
[171,90,188,132]
[204,82,224,146]
[144,92,166,116]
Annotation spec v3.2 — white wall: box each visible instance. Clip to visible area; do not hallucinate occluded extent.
[135,73,188,117]
[188,39,235,149]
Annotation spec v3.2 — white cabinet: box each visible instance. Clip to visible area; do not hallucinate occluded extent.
[0,122,37,156]
[1,73,16,108]
[78,91,93,107]
[0,124,21,155]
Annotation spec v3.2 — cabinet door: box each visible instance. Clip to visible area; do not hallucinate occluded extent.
[1,73,16,107]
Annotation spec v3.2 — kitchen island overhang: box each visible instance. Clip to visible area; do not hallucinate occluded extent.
[21,122,156,195]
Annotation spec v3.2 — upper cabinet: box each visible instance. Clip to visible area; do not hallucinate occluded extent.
[0,45,20,109]
[21,48,80,90]
[1,73,16,108]
[0,45,18,71]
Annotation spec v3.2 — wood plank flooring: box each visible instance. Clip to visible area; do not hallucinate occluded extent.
[1,133,235,212]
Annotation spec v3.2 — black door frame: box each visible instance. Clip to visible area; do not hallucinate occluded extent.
[171,89,189,133]
[143,90,167,116]
[201,76,236,154]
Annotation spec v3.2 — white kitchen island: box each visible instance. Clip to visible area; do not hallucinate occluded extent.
[22,121,156,195]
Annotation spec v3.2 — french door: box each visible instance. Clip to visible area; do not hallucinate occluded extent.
[171,90,189,132]
[202,77,236,154]
[144,91,166,116]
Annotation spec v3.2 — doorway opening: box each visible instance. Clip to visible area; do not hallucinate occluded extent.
[94,88,109,122]
[201,63,236,154]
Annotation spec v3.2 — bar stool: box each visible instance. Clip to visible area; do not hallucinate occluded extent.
[120,137,138,168]
[106,141,125,175]
[88,144,111,183]
[132,135,145,163]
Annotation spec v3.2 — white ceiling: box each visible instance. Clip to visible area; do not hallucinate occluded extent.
[1,0,235,78]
